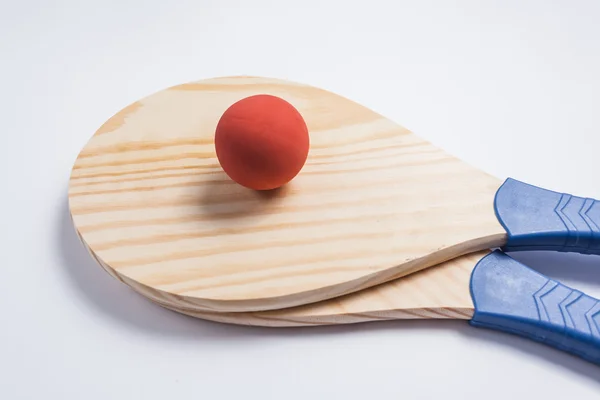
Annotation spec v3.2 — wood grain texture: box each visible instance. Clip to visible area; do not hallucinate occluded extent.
[74,219,485,327]
[158,252,487,327]
[68,75,507,312]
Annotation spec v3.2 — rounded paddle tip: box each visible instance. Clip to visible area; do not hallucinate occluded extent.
[214,94,310,191]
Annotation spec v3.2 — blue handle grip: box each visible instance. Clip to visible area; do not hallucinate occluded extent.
[495,178,600,254]
[470,250,600,365]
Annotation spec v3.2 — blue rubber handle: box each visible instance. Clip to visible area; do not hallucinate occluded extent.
[470,250,600,365]
[495,178,600,254]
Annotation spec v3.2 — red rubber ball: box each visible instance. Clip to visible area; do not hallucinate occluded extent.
[214,94,310,190]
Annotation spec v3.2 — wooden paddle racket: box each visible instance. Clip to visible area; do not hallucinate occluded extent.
[68,76,600,314]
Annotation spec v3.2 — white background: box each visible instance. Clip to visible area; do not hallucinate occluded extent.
[2,0,600,398]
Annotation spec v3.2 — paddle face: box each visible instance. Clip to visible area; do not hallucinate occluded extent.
[68,76,506,312]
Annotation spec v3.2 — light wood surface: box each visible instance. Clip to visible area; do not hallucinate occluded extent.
[68,76,506,312]
[79,224,486,327]
[165,253,485,327]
